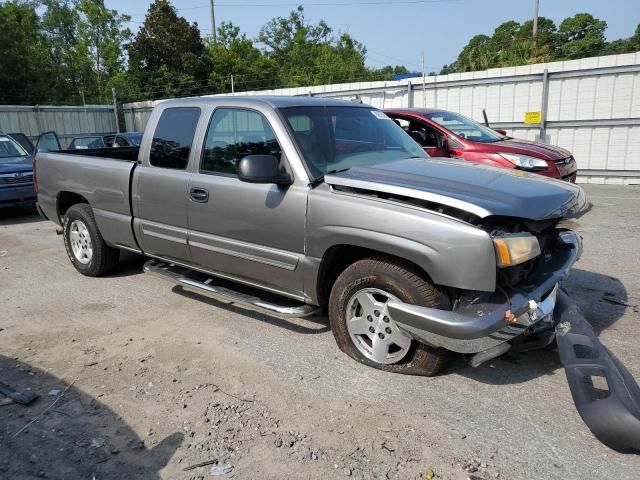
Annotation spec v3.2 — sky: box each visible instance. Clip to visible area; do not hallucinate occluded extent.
[105,0,640,72]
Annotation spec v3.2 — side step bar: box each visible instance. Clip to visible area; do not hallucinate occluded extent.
[143,260,319,319]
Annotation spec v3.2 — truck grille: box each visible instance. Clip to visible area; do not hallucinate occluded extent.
[0,173,34,185]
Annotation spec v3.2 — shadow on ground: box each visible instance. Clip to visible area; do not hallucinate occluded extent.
[0,206,42,226]
[110,251,148,278]
[453,268,629,385]
[0,356,183,479]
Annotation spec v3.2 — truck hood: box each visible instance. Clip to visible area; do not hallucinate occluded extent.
[324,158,588,221]
[484,138,571,161]
[0,157,33,174]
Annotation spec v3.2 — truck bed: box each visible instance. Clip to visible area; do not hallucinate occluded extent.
[36,147,140,252]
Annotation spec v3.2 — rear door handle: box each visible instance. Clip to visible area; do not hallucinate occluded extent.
[190,187,209,203]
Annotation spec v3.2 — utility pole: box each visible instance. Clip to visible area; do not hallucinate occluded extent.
[230,74,235,93]
[421,51,426,108]
[112,88,120,133]
[532,0,539,38]
[209,0,217,43]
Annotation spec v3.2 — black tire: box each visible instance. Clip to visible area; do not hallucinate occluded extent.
[329,256,451,376]
[63,203,120,277]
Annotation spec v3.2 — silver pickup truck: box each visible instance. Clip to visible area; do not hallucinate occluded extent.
[35,96,640,451]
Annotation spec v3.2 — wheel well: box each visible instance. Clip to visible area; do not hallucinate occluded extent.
[316,245,433,307]
[57,192,89,221]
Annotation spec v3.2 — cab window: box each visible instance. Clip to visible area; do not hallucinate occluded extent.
[201,108,282,175]
[150,107,201,169]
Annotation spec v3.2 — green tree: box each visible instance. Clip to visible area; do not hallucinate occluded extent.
[206,22,277,92]
[127,0,212,99]
[257,7,370,87]
[557,13,607,59]
[604,23,640,54]
[516,17,558,63]
[0,1,56,104]
[38,0,130,104]
[455,34,497,72]
[76,0,131,102]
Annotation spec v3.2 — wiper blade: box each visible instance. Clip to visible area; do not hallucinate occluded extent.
[310,168,350,187]
[326,167,350,175]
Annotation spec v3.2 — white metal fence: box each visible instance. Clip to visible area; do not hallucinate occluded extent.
[123,52,640,184]
[0,104,118,149]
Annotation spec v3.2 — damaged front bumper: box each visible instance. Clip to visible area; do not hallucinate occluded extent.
[388,230,582,354]
[555,290,640,453]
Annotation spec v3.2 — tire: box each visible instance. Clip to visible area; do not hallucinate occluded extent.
[329,256,451,376]
[63,203,120,277]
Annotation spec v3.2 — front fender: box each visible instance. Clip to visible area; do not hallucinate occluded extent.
[306,184,496,293]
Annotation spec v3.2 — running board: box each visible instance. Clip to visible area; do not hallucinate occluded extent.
[143,260,319,319]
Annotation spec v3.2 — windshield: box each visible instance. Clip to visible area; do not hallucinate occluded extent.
[425,111,503,143]
[0,135,28,158]
[280,106,427,179]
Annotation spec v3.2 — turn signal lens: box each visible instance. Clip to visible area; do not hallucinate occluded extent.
[493,234,541,268]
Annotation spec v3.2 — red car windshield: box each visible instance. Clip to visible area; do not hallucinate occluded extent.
[425,111,504,143]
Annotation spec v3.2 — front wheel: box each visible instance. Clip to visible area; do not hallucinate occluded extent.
[329,256,451,376]
[63,203,119,277]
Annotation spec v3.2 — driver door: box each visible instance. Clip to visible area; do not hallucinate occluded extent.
[186,107,307,298]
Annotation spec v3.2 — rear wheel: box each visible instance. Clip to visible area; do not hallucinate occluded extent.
[63,203,119,276]
[329,256,451,376]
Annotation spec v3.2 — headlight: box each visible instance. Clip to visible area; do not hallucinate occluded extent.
[493,233,541,267]
[498,153,548,171]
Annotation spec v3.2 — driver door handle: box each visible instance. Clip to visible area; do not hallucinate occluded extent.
[190,187,209,203]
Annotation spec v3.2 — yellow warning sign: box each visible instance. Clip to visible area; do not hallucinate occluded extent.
[524,111,542,124]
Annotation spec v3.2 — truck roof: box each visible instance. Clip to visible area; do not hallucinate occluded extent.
[158,95,369,109]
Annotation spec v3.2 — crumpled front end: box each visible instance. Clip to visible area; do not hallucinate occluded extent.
[388,230,581,355]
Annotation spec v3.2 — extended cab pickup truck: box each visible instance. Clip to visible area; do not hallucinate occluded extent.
[35,97,640,451]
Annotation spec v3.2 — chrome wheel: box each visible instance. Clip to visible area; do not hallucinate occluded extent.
[345,288,412,364]
[69,220,93,265]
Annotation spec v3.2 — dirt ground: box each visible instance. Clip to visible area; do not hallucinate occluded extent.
[1,184,639,480]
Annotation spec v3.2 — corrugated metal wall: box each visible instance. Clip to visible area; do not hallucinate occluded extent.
[0,105,117,148]
[122,52,640,183]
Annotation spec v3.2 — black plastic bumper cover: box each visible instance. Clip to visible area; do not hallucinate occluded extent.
[555,289,640,453]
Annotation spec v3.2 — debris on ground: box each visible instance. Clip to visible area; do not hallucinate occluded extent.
[209,463,233,476]
[423,468,435,479]
[183,458,218,471]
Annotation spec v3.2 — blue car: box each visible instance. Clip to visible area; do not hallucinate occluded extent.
[0,133,36,208]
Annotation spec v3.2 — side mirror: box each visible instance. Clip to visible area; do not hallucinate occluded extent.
[437,135,448,149]
[493,128,507,136]
[237,155,292,185]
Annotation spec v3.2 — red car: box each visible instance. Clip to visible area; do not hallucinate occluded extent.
[384,108,577,182]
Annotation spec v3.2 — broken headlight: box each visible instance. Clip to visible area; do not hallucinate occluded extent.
[493,233,541,268]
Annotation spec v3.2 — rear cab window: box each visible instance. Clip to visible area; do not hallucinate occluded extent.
[150,107,201,169]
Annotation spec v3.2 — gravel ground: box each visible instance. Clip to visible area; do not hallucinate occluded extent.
[0,184,639,480]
